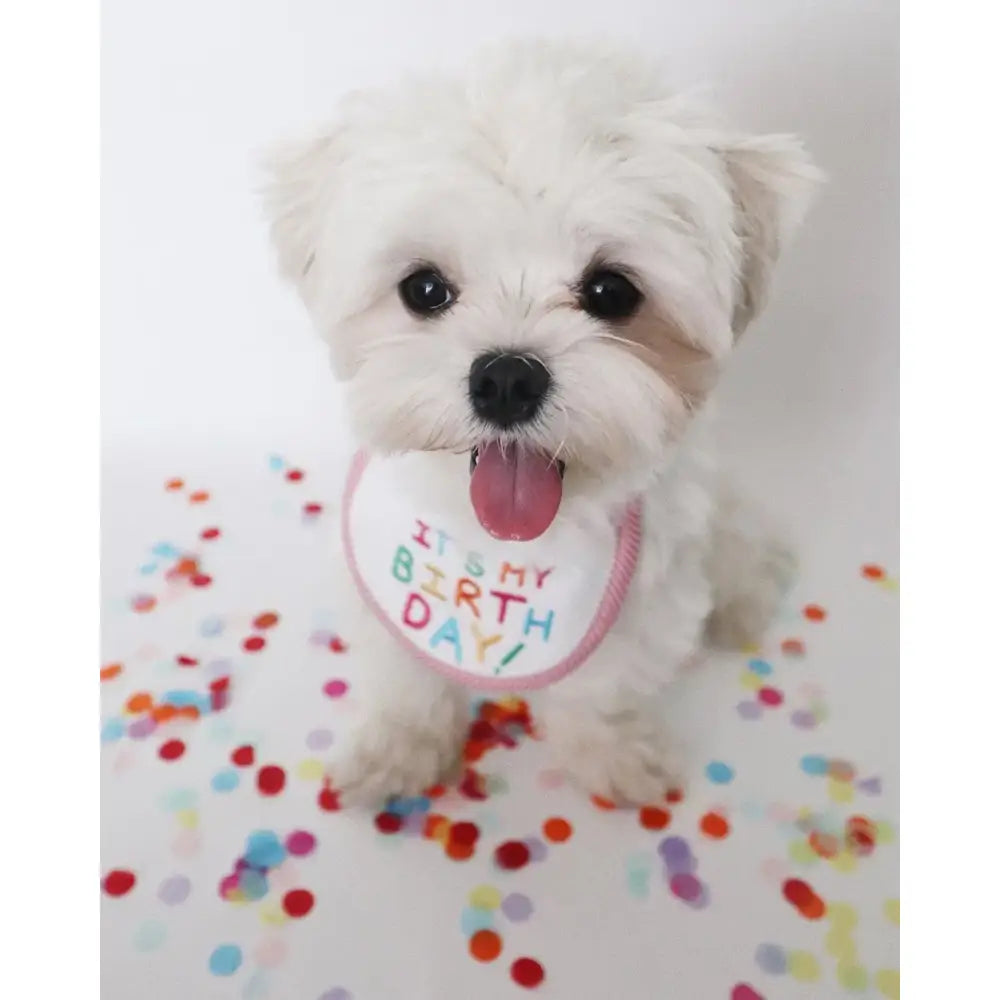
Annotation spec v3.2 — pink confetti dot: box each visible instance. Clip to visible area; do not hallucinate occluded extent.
[254,936,289,968]
[758,686,784,707]
[323,679,349,699]
[285,831,317,857]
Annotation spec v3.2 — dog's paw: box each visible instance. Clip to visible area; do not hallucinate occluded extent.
[326,708,466,807]
[544,707,683,806]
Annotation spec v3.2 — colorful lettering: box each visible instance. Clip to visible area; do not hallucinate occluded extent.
[401,592,431,629]
[454,577,481,618]
[392,545,414,583]
[523,606,555,641]
[534,566,554,589]
[471,622,502,663]
[412,519,431,550]
[429,617,463,664]
[500,563,526,588]
[465,552,485,578]
[489,589,528,625]
[436,530,451,557]
[420,563,447,601]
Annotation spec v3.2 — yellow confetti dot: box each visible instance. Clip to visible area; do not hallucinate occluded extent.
[883,898,900,925]
[837,962,869,992]
[830,850,858,874]
[876,821,896,844]
[828,777,855,804]
[259,903,289,926]
[879,577,899,592]
[826,902,859,929]
[296,758,324,781]
[740,642,761,655]
[468,885,502,910]
[176,808,199,830]
[874,969,900,999]
[787,951,822,982]
[788,839,820,866]
[825,927,858,961]
[740,670,765,691]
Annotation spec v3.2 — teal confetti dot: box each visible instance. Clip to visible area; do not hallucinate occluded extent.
[800,754,829,776]
[139,562,158,575]
[211,768,240,793]
[161,787,198,812]
[705,761,734,784]
[101,718,125,744]
[748,658,773,676]
[209,944,243,976]
[268,454,285,471]
[133,919,167,952]
[152,542,180,558]
[238,869,269,901]
[244,830,286,869]
[460,906,495,936]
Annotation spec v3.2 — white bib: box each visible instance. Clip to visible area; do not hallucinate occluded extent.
[341,452,643,690]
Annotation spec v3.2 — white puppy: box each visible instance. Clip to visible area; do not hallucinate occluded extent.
[264,40,820,805]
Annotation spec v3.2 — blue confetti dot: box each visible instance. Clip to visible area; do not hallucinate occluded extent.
[208,943,243,976]
[211,769,240,793]
[244,830,286,870]
[101,718,125,744]
[267,454,285,471]
[161,787,198,812]
[163,689,200,708]
[139,562,158,575]
[705,761,734,784]
[238,869,269,901]
[152,542,180,558]
[459,906,495,936]
[800,754,829,776]
[747,658,773,676]
[755,943,787,975]
[200,616,225,637]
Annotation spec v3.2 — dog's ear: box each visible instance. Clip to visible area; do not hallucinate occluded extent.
[720,135,823,335]
[261,128,342,295]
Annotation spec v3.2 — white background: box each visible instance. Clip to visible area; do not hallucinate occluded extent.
[102,0,898,568]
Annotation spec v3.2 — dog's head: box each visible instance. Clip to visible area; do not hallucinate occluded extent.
[264,41,820,540]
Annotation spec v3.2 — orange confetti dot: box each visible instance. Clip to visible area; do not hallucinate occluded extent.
[165,478,184,491]
[590,794,617,811]
[177,705,201,720]
[781,638,806,656]
[862,564,886,580]
[803,604,827,622]
[423,814,450,841]
[542,817,573,842]
[189,490,210,504]
[151,705,178,723]
[100,663,123,682]
[174,557,200,577]
[469,929,503,962]
[125,692,153,714]
[252,611,280,630]
[639,806,671,830]
[131,594,156,613]
[424,784,446,799]
[700,811,730,839]
[445,840,475,861]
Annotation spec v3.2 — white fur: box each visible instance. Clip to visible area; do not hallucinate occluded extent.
[264,40,820,804]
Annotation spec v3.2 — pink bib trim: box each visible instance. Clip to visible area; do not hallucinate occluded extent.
[341,451,643,691]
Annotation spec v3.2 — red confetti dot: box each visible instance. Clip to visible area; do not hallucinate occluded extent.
[243,636,266,653]
[190,573,213,587]
[862,564,885,580]
[328,636,347,653]
[159,739,186,761]
[281,888,314,918]
[639,807,671,831]
[758,686,784,707]
[803,603,827,622]
[700,811,730,839]
[665,788,685,804]
[782,877,826,919]
[449,821,480,846]
[257,765,286,795]
[494,840,530,870]
[374,812,403,834]
[231,745,255,767]
[103,869,136,897]
[176,655,198,667]
[286,469,305,482]
[731,986,765,1000]
[510,957,545,989]
[318,786,340,811]
[200,527,220,540]
[303,502,323,516]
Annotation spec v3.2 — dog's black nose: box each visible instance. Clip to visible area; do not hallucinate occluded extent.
[469,352,551,428]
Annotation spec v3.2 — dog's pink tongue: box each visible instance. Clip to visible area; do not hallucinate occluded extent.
[469,443,562,541]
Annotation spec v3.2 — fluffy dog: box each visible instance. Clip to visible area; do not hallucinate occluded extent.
[264,40,820,805]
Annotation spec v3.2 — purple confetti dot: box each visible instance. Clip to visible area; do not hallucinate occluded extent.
[306,729,334,752]
[657,836,693,874]
[310,630,335,647]
[206,659,233,680]
[285,831,317,857]
[157,875,191,905]
[669,873,703,903]
[737,700,763,720]
[401,813,425,836]
[755,943,787,975]
[857,776,882,795]
[318,991,352,1000]
[501,893,533,922]
[523,836,548,862]
[790,709,817,729]
[128,716,157,739]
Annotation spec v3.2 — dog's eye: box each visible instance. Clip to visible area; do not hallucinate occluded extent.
[399,268,455,315]
[580,269,642,321]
